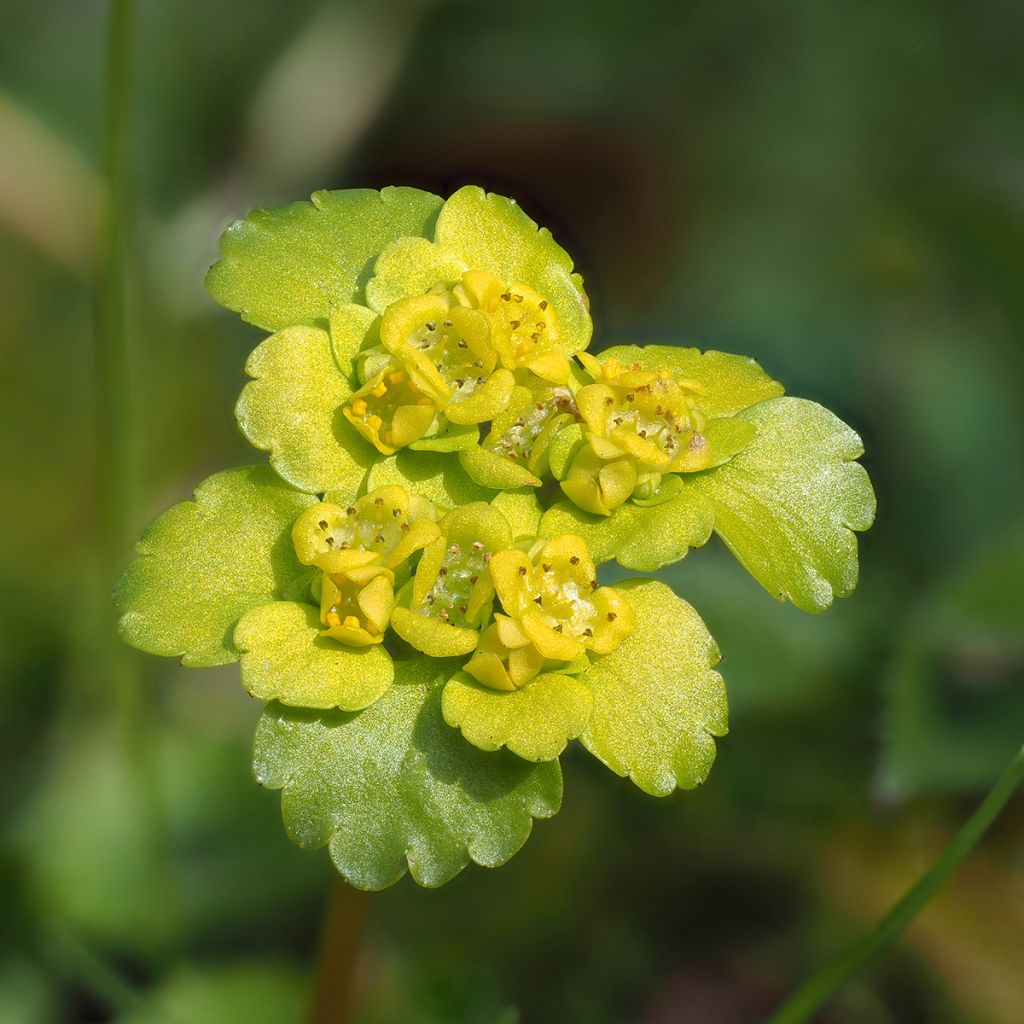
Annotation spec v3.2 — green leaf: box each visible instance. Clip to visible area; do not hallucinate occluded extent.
[205,186,443,331]
[686,397,875,613]
[540,492,714,569]
[364,235,468,313]
[366,451,491,509]
[236,324,375,497]
[580,579,728,796]
[367,186,591,354]
[442,671,592,762]
[599,343,784,417]
[253,656,562,889]
[115,467,315,667]
[235,601,394,711]
[458,446,542,490]
[409,420,481,453]
[490,489,544,541]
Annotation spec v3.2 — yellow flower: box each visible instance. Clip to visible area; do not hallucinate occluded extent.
[290,486,439,647]
[465,534,634,690]
[561,353,718,515]
[342,364,440,455]
[316,559,395,647]
[390,502,513,657]
[455,270,570,384]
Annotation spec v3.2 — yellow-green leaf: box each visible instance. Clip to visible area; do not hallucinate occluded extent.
[540,492,714,569]
[253,656,562,890]
[115,467,315,667]
[236,325,375,497]
[442,671,592,761]
[235,601,393,711]
[367,451,491,509]
[206,187,443,331]
[685,397,876,612]
[580,579,728,796]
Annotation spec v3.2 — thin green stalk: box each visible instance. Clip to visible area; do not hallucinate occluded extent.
[94,0,174,862]
[94,0,136,562]
[765,744,1024,1024]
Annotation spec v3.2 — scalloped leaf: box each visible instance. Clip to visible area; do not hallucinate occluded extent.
[598,343,784,417]
[580,579,728,796]
[541,398,875,601]
[442,671,592,762]
[115,467,315,667]
[367,186,591,354]
[206,187,443,331]
[235,601,393,711]
[253,656,562,890]
[236,324,375,497]
[366,451,491,509]
[685,397,875,613]
[540,491,714,569]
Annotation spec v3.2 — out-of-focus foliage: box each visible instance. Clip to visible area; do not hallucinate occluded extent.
[1,0,1021,1021]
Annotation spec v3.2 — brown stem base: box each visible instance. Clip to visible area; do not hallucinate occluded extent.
[309,879,372,1024]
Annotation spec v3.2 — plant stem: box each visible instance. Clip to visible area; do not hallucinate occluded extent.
[94,0,136,565]
[310,880,372,1024]
[765,744,1024,1024]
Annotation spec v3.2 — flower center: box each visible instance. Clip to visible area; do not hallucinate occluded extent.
[486,386,577,463]
[603,372,706,460]
[321,575,370,632]
[345,366,436,450]
[315,498,406,556]
[418,541,490,628]
[520,561,600,640]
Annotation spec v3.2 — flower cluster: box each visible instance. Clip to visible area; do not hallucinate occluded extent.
[287,484,636,710]
[116,186,875,890]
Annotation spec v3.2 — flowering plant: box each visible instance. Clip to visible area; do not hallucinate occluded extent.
[116,186,875,889]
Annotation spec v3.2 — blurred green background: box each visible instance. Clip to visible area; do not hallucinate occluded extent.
[2,1,1022,1021]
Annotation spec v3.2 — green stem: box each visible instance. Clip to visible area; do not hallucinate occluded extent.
[765,744,1024,1024]
[94,0,136,566]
